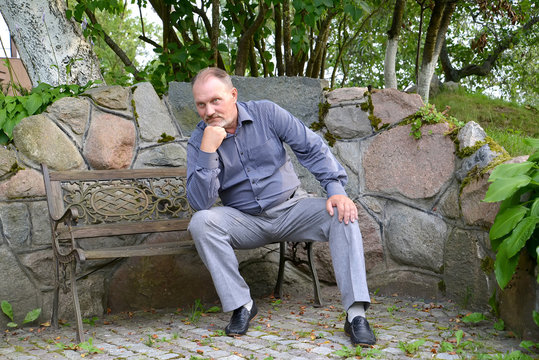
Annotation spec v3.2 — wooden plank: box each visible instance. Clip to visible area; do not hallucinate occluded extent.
[57,219,191,239]
[41,164,66,220]
[83,241,195,259]
[49,167,187,181]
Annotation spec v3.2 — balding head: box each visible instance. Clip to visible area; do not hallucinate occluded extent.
[191,67,234,89]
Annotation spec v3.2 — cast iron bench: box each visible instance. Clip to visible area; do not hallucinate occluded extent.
[42,164,322,342]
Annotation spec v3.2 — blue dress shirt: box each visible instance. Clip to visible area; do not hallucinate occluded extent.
[186,100,348,215]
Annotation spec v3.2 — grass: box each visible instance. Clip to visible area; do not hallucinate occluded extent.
[430,88,538,157]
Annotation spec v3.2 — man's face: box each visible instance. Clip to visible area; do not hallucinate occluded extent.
[193,75,238,132]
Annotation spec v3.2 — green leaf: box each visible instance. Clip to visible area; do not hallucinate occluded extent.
[520,340,536,352]
[490,206,528,240]
[494,247,519,289]
[23,93,43,115]
[494,319,504,330]
[488,161,534,182]
[523,137,539,149]
[22,308,41,324]
[534,310,539,326]
[530,199,539,217]
[462,312,486,323]
[1,300,14,321]
[483,175,531,202]
[503,216,539,258]
[528,149,539,163]
[7,322,17,328]
[0,108,6,129]
[488,162,534,182]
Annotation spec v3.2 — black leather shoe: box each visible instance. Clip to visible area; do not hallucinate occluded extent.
[344,316,376,346]
[225,301,258,336]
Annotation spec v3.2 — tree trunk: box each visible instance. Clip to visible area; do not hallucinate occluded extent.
[417,0,456,103]
[384,0,405,89]
[274,3,284,76]
[211,0,220,67]
[0,0,103,87]
[306,10,336,78]
[282,0,293,76]
[234,1,268,76]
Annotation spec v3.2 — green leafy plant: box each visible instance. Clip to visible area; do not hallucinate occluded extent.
[186,299,220,324]
[1,300,41,328]
[82,316,99,326]
[462,312,487,323]
[483,138,539,309]
[406,104,464,140]
[55,337,103,354]
[333,345,382,358]
[0,81,96,144]
[398,338,426,355]
[520,340,539,354]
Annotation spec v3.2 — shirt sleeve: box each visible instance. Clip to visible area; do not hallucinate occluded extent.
[268,102,348,197]
[186,132,221,211]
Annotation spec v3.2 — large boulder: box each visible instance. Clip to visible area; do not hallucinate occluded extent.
[13,114,84,170]
[363,123,455,199]
[83,111,136,169]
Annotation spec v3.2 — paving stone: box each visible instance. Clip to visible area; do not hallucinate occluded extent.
[0,286,532,359]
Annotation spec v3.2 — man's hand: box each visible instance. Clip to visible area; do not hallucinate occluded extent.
[200,126,227,153]
[326,195,358,225]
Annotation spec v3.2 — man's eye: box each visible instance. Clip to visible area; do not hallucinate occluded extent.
[212,99,220,104]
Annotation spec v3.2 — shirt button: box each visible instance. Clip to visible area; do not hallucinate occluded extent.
[256,197,260,201]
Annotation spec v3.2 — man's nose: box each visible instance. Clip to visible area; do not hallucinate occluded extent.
[206,103,215,117]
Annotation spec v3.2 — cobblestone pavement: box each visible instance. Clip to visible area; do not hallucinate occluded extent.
[1,286,537,359]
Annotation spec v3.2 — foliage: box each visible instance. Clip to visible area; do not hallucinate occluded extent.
[398,338,425,355]
[0,81,96,145]
[483,138,539,293]
[462,312,487,323]
[431,88,538,156]
[92,8,160,86]
[333,344,382,358]
[55,337,103,354]
[1,300,41,328]
[406,103,464,140]
[185,299,220,324]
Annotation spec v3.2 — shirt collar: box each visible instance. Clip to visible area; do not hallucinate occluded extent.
[236,102,254,128]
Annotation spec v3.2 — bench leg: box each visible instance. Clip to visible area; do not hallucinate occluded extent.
[52,256,60,329]
[273,242,286,299]
[306,243,323,307]
[69,262,85,343]
[274,242,323,307]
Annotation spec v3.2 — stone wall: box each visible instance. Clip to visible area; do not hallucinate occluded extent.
[0,78,536,338]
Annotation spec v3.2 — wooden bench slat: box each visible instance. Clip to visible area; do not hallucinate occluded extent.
[57,219,191,239]
[83,240,195,259]
[49,168,187,181]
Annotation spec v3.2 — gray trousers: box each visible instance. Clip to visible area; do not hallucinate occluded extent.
[188,190,370,313]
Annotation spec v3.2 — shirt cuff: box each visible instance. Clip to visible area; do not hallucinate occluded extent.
[326,182,347,198]
[197,150,220,169]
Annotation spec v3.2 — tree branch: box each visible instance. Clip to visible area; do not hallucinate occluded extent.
[442,15,538,82]
[83,6,143,80]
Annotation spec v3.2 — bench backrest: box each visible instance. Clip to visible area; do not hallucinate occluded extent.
[42,164,193,239]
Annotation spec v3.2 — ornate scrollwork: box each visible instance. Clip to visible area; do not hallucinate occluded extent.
[61,177,192,225]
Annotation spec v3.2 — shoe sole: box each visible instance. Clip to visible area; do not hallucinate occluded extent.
[344,328,376,347]
[225,314,258,337]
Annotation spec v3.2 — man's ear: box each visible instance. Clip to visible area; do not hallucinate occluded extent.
[232,87,238,102]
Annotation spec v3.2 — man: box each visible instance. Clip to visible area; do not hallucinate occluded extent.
[186,67,376,346]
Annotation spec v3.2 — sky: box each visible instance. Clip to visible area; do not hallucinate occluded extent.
[0,13,16,57]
